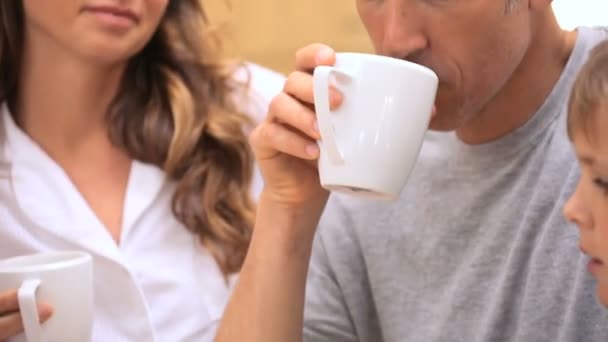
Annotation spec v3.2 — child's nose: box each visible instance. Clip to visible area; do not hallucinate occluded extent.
[563,183,590,229]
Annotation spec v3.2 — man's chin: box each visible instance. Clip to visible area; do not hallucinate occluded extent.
[428,115,460,132]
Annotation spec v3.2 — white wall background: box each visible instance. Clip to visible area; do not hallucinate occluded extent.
[553,0,608,29]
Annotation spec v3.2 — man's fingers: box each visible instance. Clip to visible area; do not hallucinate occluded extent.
[251,122,319,161]
[284,71,343,110]
[267,92,320,140]
[294,44,336,72]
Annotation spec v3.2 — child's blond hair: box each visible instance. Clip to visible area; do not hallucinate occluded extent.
[568,40,608,141]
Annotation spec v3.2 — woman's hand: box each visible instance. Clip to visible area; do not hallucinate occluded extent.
[0,289,52,341]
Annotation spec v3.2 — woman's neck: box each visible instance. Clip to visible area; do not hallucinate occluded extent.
[13,29,127,162]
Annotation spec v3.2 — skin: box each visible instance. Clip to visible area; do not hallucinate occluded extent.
[1,0,167,337]
[564,107,608,307]
[217,0,579,341]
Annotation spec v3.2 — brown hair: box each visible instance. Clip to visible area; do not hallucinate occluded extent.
[568,40,608,142]
[0,0,255,276]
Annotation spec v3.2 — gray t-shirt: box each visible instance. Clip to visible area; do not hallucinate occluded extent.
[304,27,608,342]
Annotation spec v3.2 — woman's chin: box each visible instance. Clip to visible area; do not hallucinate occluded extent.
[73,37,146,68]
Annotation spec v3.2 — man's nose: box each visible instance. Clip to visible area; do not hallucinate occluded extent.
[379,2,428,61]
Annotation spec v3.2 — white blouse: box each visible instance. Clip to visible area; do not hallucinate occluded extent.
[0,63,285,342]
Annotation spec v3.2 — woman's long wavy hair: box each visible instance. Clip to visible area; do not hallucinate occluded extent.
[0,0,255,277]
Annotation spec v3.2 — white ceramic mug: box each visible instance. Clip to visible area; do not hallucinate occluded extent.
[313,52,438,200]
[0,251,94,342]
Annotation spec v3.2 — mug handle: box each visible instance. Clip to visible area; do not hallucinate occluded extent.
[313,66,351,165]
[18,279,43,342]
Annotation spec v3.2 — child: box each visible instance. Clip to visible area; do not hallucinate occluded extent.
[564,39,608,307]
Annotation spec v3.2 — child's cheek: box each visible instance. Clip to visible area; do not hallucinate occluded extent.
[597,277,608,308]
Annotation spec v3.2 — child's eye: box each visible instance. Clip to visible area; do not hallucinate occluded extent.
[593,178,608,194]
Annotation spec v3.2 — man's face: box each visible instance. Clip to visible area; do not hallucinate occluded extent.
[357,0,534,131]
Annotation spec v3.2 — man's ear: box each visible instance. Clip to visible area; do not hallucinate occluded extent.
[529,0,553,11]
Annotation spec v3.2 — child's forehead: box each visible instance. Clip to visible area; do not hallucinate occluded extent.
[571,111,608,167]
[572,104,608,137]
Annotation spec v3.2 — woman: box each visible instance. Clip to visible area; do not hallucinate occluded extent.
[0,0,284,340]
[564,39,608,308]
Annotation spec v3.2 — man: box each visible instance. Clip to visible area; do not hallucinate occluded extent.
[218,0,608,341]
